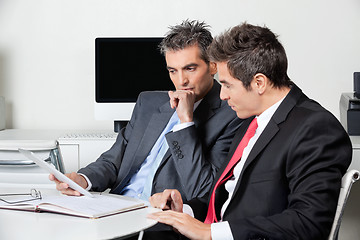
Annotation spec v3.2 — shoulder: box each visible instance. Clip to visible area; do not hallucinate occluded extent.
[293,96,338,124]
[282,95,349,148]
[136,91,169,107]
[278,85,340,127]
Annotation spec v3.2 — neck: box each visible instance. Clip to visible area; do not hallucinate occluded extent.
[258,86,290,115]
[195,78,214,102]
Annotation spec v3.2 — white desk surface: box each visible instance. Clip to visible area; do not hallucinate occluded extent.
[0,188,159,240]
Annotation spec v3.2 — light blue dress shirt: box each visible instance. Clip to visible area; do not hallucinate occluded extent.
[82,101,201,199]
[120,111,180,199]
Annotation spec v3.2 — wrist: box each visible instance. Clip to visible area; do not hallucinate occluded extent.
[203,224,212,240]
[78,174,89,189]
[179,115,193,123]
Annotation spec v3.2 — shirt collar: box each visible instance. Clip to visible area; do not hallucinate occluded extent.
[256,96,285,132]
[193,99,202,111]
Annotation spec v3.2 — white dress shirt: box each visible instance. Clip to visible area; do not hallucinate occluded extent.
[210,98,284,240]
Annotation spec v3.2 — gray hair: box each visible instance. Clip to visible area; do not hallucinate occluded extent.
[159,19,213,64]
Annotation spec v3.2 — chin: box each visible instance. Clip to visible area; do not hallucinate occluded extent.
[236,112,249,119]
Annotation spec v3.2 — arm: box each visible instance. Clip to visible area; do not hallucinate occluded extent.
[50,121,135,194]
[165,113,241,200]
[75,95,142,192]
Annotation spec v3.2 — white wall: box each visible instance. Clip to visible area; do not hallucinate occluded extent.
[0,0,359,130]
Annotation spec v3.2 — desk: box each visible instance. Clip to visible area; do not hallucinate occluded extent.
[0,129,117,174]
[0,188,159,240]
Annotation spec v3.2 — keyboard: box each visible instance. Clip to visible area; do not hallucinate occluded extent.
[58,132,118,140]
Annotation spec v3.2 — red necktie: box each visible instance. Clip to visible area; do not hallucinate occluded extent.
[204,117,258,224]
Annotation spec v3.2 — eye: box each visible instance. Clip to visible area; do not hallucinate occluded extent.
[221,83,230,89]
[168,69,176,74]
[186,67,196,72]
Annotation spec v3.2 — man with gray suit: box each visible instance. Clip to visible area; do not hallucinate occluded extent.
[50,20,242,202]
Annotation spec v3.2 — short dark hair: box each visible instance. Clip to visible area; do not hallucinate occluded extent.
[160,19,213,64]
[208,23,291,89]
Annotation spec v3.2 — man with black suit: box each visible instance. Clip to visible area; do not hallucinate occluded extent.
[148,23,352,240]
[50,20,242,202]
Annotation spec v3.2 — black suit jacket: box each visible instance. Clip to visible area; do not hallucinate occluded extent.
[78,81,243,201]
[189,84,352,239]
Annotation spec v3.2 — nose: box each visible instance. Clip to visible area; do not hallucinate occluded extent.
[220,85,229,100]
[178,71,189,86]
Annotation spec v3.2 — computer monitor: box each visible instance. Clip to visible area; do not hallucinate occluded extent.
[94,37,174,131]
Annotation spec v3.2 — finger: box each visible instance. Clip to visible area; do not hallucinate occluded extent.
[147,211,178,222]
[56,182,69,191]
[147,211,184,230]
[60,188,81,196]
[171,190,183,212]
[168,95,178,109]
[49,174,62,183]
[49,174,55,181]
[50,175,65,187]
[57,183,81,196]
[170,99,178,109]
[150,191,172,210]
[168,90,175,99]
[161,189,175,209]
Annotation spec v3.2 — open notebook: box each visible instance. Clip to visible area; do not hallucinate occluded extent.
[0,191,145,219]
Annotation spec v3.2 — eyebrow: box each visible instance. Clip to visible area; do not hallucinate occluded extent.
[219,80,230,84]
[167,63,199,70]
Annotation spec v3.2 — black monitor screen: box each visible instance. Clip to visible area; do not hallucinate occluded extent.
[96,37,174,103]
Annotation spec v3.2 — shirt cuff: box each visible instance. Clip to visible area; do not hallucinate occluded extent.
[78,173,92,191]
[173,122,194,132]
[211,221,234,240]
[182,204,194,217]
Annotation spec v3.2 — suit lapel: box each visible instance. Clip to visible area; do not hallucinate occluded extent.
[241,120,279,172]
[112,101,174,192]
[193,80,222,127]
[227,84,303,206]
[133,102,174,168]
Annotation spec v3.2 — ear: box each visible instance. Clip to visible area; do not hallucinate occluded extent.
[209,62,217,76]
[252,73,267,95]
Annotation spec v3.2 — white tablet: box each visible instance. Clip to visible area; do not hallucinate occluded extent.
[19,148,94,198]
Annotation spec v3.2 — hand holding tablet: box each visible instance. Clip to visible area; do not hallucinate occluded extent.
[19,148,94,198]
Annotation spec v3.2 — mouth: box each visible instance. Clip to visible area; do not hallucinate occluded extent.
[228,103,235,109]
[181,88,194,91]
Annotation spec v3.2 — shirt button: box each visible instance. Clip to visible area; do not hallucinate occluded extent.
[172,141,178,146]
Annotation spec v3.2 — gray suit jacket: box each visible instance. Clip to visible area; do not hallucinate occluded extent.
[78,81,242,201]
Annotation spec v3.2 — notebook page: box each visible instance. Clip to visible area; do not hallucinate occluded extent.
[38,193,144,217]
